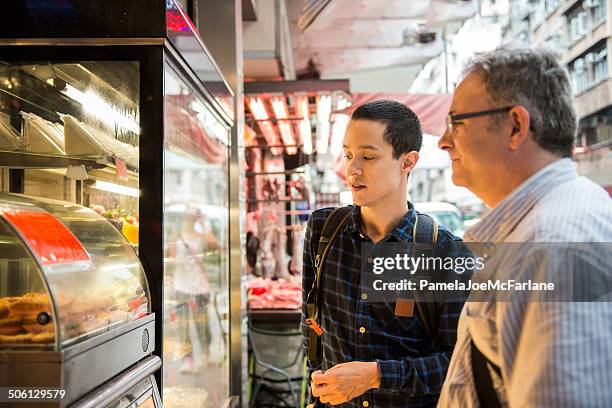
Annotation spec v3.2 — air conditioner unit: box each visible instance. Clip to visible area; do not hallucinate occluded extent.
[585,0,599,8]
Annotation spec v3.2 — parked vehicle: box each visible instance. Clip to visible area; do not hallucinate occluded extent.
[413,201,465,238]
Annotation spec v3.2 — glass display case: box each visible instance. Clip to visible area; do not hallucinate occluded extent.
[0,193,155,406]
[162,59,230,408]
[0,60,141,246]
[0,1,238,406]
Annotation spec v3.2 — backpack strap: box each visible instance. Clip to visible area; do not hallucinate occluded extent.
[305,206,353,367]
[471,339,502,408]
[412,213,439,343]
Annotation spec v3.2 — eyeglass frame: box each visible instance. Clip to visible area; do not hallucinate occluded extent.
[445,106,514,134]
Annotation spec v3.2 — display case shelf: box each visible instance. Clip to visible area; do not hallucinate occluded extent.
[0,150,105,170]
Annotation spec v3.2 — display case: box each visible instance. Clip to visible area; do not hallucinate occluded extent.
[0,1,237,407]
[0,193,155,407]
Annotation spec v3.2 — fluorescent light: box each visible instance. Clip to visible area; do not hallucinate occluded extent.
[295,95,312,155]
[330,114,349,156]
[91,180,140,198]
[259,121,284,156]
[316,121,330,154]
[278,121,297,155]
[295,95,310,119]
[270,96,288,120]
[317,95,332,122]
[300,119,312,154]
[271,96,297,154]
[247,97,269,121]
[62,84,140,135]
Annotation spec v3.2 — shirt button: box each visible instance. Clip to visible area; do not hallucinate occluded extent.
[361,293,368,300]
[367,257,373,263]
[359,326,366,334]
[362,401,369,407]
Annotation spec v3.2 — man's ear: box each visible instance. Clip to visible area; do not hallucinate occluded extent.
[508,106,532,150]
[401,151,419,173]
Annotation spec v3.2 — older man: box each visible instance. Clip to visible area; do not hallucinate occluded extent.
[437,47,612,407]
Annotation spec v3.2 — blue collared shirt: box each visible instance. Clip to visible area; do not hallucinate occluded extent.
[302,203,466,407]
[438,158,612,407]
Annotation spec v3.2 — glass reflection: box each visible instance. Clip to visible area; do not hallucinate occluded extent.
[163,60,230,408]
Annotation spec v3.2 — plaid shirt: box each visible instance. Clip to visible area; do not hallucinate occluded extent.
[302,204,466,407]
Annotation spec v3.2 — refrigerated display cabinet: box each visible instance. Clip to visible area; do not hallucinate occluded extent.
[0,193,158,407]
[0,1,237,407]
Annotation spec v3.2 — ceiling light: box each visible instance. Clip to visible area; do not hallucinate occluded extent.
[317,95,332,123]
[316,121,330,154]
[247,97,269,121]
[300,119,312,155]
[278,122,297,155]
[330,114,349,156]
[90,180,140,198]
[270,96,288,120]
[295,95,313,155]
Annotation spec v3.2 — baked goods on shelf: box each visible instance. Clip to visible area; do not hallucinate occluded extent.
[7,292,51,317]
[0,316,23,335]
[0,288,145,345]
[0,300,9,318]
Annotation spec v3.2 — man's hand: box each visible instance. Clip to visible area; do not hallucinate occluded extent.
[311,362,380,405]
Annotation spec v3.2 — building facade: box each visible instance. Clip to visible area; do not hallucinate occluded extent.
[504,0,612,194]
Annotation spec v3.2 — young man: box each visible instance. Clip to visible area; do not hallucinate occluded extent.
[437,47,612,407]
[302,100,465,407]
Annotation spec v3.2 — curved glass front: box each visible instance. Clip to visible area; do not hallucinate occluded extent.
[0,193,149,348]
[0,218,55,348]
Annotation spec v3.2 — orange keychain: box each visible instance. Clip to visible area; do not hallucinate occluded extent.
[305,318,323,336]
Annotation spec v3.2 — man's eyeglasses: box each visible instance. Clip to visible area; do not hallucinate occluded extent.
[445,106,513,134]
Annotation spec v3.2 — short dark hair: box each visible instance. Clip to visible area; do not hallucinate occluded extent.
[351,100,422,159]
[463,46,575,157]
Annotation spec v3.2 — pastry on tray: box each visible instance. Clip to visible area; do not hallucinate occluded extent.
[22,313,54,334]
[0,333,33,344]
[31,332,55,344]
[0,300,9,319]
[0,316,23,335]
[8,293,51,317]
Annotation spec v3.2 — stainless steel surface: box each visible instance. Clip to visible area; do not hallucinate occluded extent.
[63,313,154,359]
[0,315,155,406]
[0,38,165,46]
[227,0,247,405]
[68,355,161,408]
[63,316,155,404]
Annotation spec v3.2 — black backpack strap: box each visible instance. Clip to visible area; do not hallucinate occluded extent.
[306,206,353,367]
[471,339,502,408]
[412,213,439,343]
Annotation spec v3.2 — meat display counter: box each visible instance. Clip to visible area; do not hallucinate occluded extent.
[0,193,159,407]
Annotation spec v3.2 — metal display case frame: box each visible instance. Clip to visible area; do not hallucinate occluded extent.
[0,1,238,406]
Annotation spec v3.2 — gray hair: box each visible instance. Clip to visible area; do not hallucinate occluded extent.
[462,46,575,157]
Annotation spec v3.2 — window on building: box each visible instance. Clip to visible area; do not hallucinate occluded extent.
[568,9,588,42]
[592,47,609,82]
[570,58,589,93]
[589,0,607,25]
[545,0,559,14]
